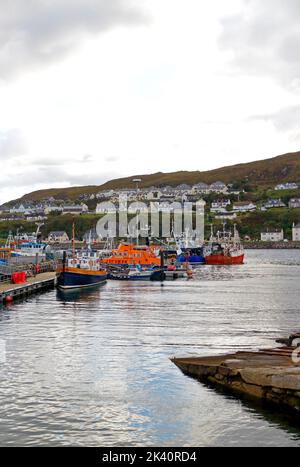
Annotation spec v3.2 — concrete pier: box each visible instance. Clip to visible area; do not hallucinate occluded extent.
[0,272,56,303]
[172,343,300,412]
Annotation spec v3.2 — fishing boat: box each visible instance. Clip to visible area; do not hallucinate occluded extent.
[176,247,205,265]
[11,242,47,258]
[56,224,107,289]
[204,224,244,265]
[101,243,161,268]
[167,227,205,265]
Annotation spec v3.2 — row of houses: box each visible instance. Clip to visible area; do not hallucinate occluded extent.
[4,203,89,217]
[210,198,300,215]
[95,181,233,201]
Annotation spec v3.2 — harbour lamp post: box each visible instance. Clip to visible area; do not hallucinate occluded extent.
[133,178,142,193]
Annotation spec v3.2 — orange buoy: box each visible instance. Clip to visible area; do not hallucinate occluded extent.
[5,296,12,303]
[186,269,193,279]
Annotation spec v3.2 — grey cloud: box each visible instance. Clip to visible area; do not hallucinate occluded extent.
[0,128,28,159]
[250,105,300,138]
[29,154,95,166]
[105,155,119,162]
[219,0,300,88]
[0,166,120,190]
[0,0,147,79]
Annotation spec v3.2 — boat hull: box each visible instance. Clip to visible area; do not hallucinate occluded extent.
[57,268,107,289]
[109,273,153,280]
[176,255,205,265]
[205,254,244,265]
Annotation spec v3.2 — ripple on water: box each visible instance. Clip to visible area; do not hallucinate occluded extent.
[0,250,300,446]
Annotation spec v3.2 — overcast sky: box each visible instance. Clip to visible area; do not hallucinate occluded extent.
[1,0,300,203]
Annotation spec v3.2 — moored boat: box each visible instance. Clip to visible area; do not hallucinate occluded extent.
[56,260,107,289]
[176,248,205,265]
[108,265,156,281]
[101,243,161,268]
[204,224,244,265]
[56,224,107,289]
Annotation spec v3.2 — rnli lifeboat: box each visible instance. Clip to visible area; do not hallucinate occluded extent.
[101,243,161,267]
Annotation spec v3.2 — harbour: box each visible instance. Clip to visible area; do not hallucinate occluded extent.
[0,271,56,303]
[0,249,300,446]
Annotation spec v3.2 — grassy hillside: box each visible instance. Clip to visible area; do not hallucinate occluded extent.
[5,149,300,205]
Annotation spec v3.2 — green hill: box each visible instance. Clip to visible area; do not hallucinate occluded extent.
[5,149,300,205]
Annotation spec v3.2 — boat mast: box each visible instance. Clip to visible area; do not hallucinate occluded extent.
[72,222,76,260]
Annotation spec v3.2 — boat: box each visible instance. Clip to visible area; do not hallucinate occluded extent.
[101,243,161,268]
[167,227,205,265]
[176,247,205,265]
[108,265,156,281]
[56,224,107,289]
[204,224,244,265]
[11,242,47,258]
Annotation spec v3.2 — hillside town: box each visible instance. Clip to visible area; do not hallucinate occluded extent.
[1,180,300,244]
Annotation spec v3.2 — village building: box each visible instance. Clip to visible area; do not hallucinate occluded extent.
[292,223,300,241]
[48,231,69,243]
[233,201,257,213]
[275,183,298,191]
[210,200,231,213]
[191,183,210,195]
[209,181,228,194]
[62,204,88,215]
[263,199,286,209]
[289,198,300,209]
[96,202,116,214]
[261,229,284,242]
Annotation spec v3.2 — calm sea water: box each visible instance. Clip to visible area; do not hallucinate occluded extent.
[0,249,300,447]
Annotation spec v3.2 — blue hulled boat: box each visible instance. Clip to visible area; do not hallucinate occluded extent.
[176,247,205,265]
[56,224,107,289]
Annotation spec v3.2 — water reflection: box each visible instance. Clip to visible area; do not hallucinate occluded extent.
[0,250,300,446]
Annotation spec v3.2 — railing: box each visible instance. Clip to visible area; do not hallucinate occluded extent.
[0,274,11,283]
[0,260,57,278]
[0,264,26,275]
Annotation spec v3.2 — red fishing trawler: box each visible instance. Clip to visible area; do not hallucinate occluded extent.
[204,224,244,265]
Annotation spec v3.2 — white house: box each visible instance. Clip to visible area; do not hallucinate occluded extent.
[10,204,27,214]
[192,183,210,194]
[210,200,231,213]
[209,181,228,194]
[289,198,300,209]
[48,231,69,243]
[145,190,162,201]
[261,229,284,242]
[233,201,257,213]
[292,223,300,241]
[275,183,298,191]
[263,199,286,209]
[62,204,88,215]
[96,202,116,214]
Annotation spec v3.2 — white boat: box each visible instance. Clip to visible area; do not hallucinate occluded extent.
[11,242,47,258]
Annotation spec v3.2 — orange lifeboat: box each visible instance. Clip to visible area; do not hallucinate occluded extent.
[101,243,161,267]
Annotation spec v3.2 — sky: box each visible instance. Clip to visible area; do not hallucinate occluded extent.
[1,0,300,203]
